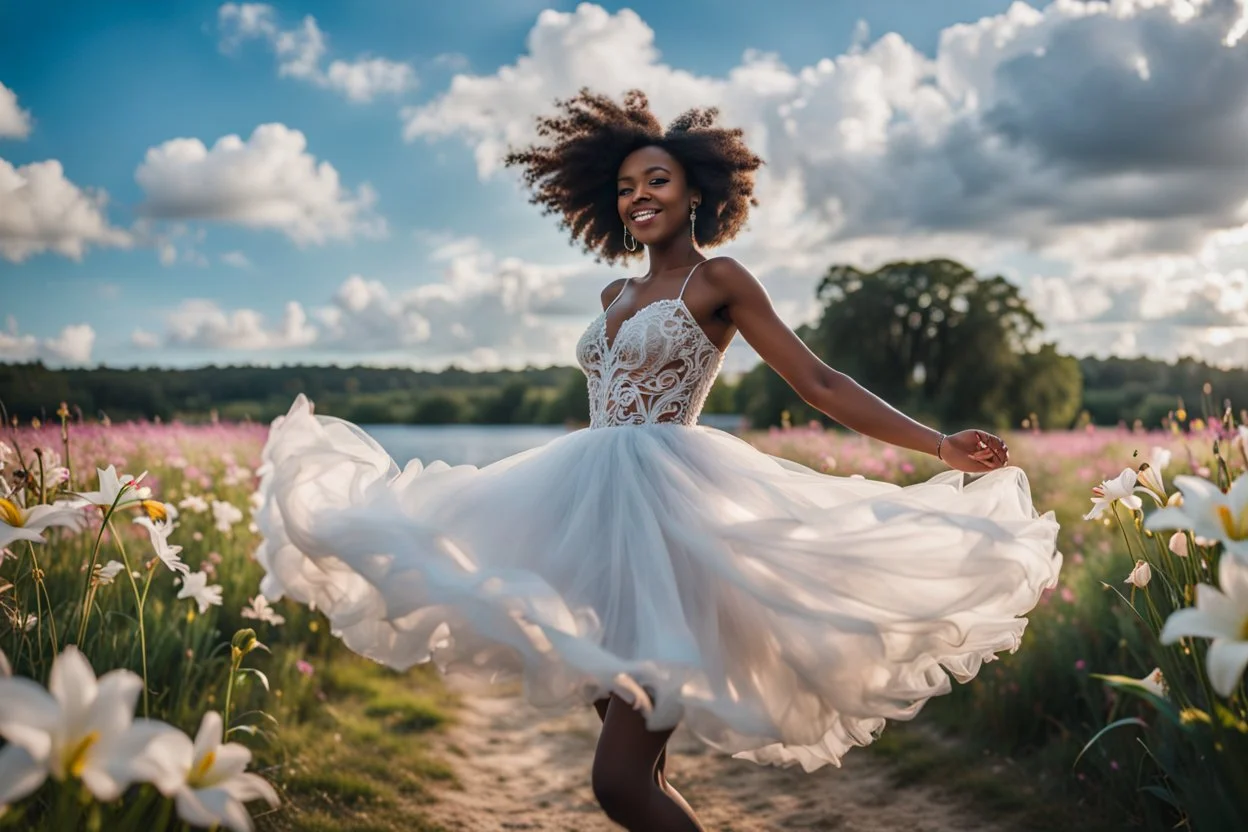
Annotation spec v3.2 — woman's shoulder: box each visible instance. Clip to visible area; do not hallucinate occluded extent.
[599,277,629,310]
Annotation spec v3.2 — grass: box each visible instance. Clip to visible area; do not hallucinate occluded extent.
[256,659,459,832]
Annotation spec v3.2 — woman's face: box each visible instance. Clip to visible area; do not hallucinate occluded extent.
[617,145,699,249]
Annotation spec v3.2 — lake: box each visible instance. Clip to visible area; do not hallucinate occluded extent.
[361,415,746,467]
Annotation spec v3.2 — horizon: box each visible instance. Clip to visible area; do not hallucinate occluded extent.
[4,1,1248,373]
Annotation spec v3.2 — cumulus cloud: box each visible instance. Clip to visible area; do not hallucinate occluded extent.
[0,158,132,262]
[148,299,318,351]
[218,3,416,102]
[135,123,387,244]
[0,318,95,365]
[0,81,32,139]
[396,0,1248,365]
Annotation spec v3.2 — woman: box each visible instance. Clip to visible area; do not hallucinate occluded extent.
[254,89,1061,831]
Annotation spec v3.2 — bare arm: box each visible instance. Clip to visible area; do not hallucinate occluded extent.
[707,258,1007,470]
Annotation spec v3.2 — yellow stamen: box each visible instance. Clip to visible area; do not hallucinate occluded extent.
[0,498,22,528]
[141,500,167,522]
[1217,504,1248,541]
[66,731,100,778]
[189,750,216,785]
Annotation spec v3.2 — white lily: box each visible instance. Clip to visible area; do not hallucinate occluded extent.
[1085,468,1143,520]
[1137,667,1167,698]
[240,595,285,626]
[1145,472,1248,562]
[1169,531,1188,558]
[1135,447,1172,506]
[177,571,223,614]
[1160,556,1248,696]
[1125,560,1152,588]
[95,560,125,586]
[70,465,151,511]
[0,495,84,549]
[132,711,279,832]
[133,515,189,575]
[0,646,170,802]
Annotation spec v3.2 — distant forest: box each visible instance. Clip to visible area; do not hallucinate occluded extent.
[0,354,1241,432]
[2,259,1244,430]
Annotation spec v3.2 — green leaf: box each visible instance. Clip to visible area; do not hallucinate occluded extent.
[237,667,270,691]
[1074,717,1149,769]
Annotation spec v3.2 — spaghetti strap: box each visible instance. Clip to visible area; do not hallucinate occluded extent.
[604,277,631,312]
[678,257,717,300]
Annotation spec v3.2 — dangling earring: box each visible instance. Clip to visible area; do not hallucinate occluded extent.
[689,202,699,244]
[623,226,638,252]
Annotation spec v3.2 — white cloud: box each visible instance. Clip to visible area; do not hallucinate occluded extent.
[0,318,95,365]
[0,81,32,139]
[135,123,387,244]
[220,250,251,268]
[218,3,416,102]
[0,158,132,263]
[397,0,1248,365]
[148,299,318,351]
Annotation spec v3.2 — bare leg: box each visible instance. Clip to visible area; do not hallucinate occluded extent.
[593,696,698,819]
[591,694,705,832]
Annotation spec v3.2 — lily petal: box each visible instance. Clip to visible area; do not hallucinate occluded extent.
[1207,639,1248,697]
[0,743,45,807]
[0,678,60,760]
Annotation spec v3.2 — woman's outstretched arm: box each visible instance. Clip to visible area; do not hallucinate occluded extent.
[703,257,1009,472]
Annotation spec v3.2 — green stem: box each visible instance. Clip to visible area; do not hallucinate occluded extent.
[76,496,123,644]
[223,651,242,734]
[26,541,58,657]
[107,518,150,717]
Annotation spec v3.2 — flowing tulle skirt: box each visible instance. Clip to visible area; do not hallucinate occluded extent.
[253,395,1061,770]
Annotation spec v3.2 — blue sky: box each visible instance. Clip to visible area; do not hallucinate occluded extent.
[3,0,1248,371]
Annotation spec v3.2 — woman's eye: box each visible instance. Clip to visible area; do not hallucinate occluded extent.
[650,178,668,186]
[618,188,632,196]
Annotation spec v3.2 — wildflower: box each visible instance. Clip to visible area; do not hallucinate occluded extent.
[133,516,189,575]
[95,560,125,586]
[296,660,314,677]
[1075,659,1087,671]
[1160,556,1248,696]
[1169,532,1188,558]
[178,494,209,514]
[0,646,171,804]
[1135,447,1172,506]
[1145,472,1248,562]
[240,596,285,626]
[177,572,223,614]
[1125,561,1152,588]
[129,711,279,832]
[71,466,151,511]
[0,495,84,549]
[1085,469,1143,520]
[212,500,243,534]
[1137,667,1166,698]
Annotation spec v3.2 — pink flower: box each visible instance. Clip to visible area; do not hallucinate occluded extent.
[901,462,915,474]
[296,660,314,677]
[1075,659,1087,671]
[1060,586,1076,603]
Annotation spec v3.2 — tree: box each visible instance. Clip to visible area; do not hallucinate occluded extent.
[1005,343,1083,430]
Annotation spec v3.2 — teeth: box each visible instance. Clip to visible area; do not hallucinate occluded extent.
[632,210,657,220]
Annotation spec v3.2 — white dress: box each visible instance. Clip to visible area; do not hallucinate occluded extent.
[253,258,1061,771]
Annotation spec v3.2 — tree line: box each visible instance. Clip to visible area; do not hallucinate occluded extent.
[2,259,1242,430]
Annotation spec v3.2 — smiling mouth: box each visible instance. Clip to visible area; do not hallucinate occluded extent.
[630,208,661,225]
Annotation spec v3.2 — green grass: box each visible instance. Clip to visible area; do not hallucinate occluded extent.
[257,659,458,832]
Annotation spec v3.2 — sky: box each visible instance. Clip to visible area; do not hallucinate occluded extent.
[3,0,1248,375]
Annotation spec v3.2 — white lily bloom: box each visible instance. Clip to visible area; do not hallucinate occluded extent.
[1145,473,1248,562]
[1125,560,1152,588]
[95,560,125,586]
[133,515,189,575]
[1085,468,1144,520]
[1160,556,1248,696]
[1137,667,1166,698]
[132,711,279,832]
[0,646,171,803]
[0,495,84,549]
[1169,531,1189,558]
[1135,447,1172,506]
[177,572,223,614]
[70,466,151,511]
[240,596,285,626]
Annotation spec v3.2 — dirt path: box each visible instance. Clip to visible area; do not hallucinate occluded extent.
[424,681,1010,832]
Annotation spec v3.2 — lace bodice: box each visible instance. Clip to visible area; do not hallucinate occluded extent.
[575,261,725,428]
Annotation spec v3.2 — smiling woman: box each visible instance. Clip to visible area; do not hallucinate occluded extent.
[253,88,1059,832]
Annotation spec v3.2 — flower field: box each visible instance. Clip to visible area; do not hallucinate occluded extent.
[2,395,1246,830]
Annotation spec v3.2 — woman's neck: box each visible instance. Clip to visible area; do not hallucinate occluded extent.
[643,237,703,278]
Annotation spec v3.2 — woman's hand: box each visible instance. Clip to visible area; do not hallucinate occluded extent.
[939,429,1009,472]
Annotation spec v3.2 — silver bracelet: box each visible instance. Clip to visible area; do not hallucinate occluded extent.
[936,432,947,460]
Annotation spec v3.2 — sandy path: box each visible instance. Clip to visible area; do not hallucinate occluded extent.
[424,681,1010,832]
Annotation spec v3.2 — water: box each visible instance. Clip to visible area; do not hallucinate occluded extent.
[360,423,571,467]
